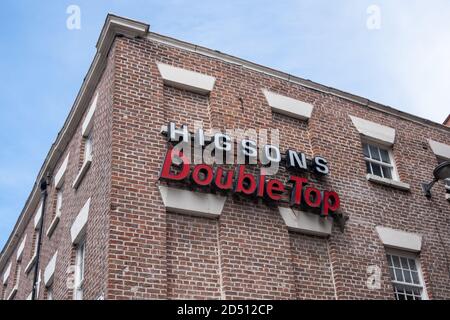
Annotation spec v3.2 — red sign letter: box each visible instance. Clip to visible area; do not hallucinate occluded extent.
[289,176,308,205]
[322,191,340,216]
[235,165,257,195]
[160,148,190,181]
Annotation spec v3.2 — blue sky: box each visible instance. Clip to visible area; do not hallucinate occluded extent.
[1,0,449,249]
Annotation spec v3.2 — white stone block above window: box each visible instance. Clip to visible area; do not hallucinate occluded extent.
[70,198,90,244]
[158,185,226,218]
[350,115,396,145]
[16,235,27,262]
[82,93,98,137]
[44,251,57,287]
[72,155,92,189]
[428,139,450,160]
[157,63,216,95]
[278,207,332,237]
[376,226,422,252]
[54,152,70,189]
[34,201,43,229]
[263,89,313,121]
[2,262,11,285]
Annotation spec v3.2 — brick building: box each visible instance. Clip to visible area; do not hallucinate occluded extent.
[1,14,450,300]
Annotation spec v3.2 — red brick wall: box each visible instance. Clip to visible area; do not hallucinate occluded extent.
[167,213,221,299]
[107,35,450,299]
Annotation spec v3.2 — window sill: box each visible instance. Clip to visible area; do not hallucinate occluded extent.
[446,193,450,201]
[25,254,37,274]
[7,285,18,300]
[72,156,92,190]
[46,214,61,238]
[366,174,411,191]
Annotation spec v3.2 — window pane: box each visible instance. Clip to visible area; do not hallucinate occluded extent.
[382,166,392,179]
[380,148,391,163]
[404,270,412,283]
[411,271,420,284]
[400,257,409,268]
[392,256,401,268]
[408,259,417,271]
[369,145,381,161]
[405,287,415,300]
[372,163,382,177]
[363,143,370,157]
[397,289,406,300]
[395,268,404,282]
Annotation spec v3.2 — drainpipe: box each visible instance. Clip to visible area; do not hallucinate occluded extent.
[31,175,49,300]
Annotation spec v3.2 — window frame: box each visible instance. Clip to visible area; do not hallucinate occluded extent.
[47,286,53,300]
[362,139,399,181]
[386,248,428,300]
[74,240,86,300]
[83,132,93,164]
[56,186,63,218]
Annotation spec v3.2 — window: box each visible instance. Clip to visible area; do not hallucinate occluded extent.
[36,270,42,299]
[445,178,450,191]
[386,251,427,300]
[33,233,39,256]
[74,241,85,300]
[56,187,63,217]
[363,142,396,180]
[47,287,53,300]
[83,133,93,163]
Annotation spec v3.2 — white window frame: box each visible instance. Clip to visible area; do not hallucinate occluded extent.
[35,269,42,300]
[386,248,428,300]
[362,140,399,181]
[47,286,53,300]
[74,240,86,300]
[34,233,40,256]
[83,132,93,164]
[56,186,63,217]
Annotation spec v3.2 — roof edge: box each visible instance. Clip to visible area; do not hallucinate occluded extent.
[146,31,449,133]
[0,14,149,272]
[444,114,450,126]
